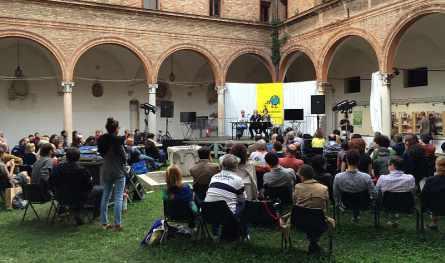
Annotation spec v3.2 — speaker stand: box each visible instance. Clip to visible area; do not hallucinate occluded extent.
[316,115,320,130]
[163,118,172,140]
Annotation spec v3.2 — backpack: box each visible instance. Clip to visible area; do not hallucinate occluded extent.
[372,148,391,177]
[141,219,165,246]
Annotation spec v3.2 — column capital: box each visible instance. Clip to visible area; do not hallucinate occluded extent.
[215,85,226,95]
[61,81,75,93]
[148,83,158,94]
[380,73,392,86]
[317,81,332,94]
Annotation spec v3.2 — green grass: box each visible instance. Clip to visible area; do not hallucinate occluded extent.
[0,192,444,263]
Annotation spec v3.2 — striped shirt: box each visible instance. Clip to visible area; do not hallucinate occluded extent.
[205,170,246,214]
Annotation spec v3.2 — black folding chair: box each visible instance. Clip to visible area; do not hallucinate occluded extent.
[263,185,293,207]
[161,199,205,243]
[286,205,334,255]
[21,184,55,223]
[192,184,208,205]
[375,191,419,231]
[420,190,445,238]
[335,190,376,227]
[200,201,241,241]
[241,200,278,227]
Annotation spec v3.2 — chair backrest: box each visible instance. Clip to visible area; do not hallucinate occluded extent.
[325,152,338,175]
[192,184,208,202]
[341,190,371,211]
[163,199,194,222]
[382,191,415,213]
[264,186,293,205]
[421,190,445,216]
[201,201,238,225]
[291,205,328,234]
[22,184,51,203]
[241,200,277,227]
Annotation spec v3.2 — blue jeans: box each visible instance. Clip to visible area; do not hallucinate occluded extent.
[100,176,126,226]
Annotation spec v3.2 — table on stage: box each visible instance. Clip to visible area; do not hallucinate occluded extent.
[230,121,272,140]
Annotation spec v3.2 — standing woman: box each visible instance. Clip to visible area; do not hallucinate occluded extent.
[98,117,127,231]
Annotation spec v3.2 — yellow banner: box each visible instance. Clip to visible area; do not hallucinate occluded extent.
[256,83,283,125]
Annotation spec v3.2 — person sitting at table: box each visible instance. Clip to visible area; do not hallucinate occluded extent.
[50,147,102,225]
[236,110,249,140]
[249,110,261,139]
[260,108,272,139]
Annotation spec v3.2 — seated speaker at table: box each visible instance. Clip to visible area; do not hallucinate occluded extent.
[249,110,261,139]
[236,110,249,140]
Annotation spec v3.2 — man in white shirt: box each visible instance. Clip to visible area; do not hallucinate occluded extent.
[236,110,248,140]
[376,156,415,194]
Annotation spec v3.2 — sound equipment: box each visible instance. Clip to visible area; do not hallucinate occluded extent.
[192,116,209,130]
[284,109,304,121]
[180,112,197,123]
[311,95,326,115]
[160,101,174,118]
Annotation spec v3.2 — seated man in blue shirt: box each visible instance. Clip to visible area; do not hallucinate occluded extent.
[333,150,375,222]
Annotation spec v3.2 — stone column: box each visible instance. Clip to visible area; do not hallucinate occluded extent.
[216,85,226,137]
[380,73,392,136]
[62,81,74,144]
[147,84,158,134]
[317,81,331,133]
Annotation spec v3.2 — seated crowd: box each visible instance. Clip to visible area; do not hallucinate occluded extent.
[163,128,444,253]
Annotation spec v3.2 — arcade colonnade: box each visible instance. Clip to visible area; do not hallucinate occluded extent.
[1,1,445,142]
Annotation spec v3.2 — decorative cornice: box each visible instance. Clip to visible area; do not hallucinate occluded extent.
[61,81,74,93]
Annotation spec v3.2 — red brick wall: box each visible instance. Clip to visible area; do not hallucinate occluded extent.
[160,0,209,16]
[223,0,260,22]
[288,0,316,17]
[86,0,142,8]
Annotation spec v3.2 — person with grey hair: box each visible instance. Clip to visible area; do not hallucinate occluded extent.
[206,155,245,213]
[205,154,248,239]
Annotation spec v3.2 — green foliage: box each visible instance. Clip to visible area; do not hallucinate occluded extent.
[271,20,288,66]
[0,193,444,262]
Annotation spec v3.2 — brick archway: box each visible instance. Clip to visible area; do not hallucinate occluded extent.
[223,47,276,83]
[68,36,153,83]
[154,44,222,85]
[279,44,318,82]
[0,29,67,80]
[383,4,445,74]
[319,28,383,81]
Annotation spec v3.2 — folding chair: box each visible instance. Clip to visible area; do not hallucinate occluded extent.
[161,199,205,243]
[200,201,242,241]
[335,190,376,227]
[21,184,55,223]
[287,205,334,255]
[375,191,419,231]
[263,185,293,207]
[241,200,278,228]
[192,184,208,205]
[420,190,445,238]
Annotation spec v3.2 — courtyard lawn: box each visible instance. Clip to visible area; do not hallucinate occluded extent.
[0,192,444,263]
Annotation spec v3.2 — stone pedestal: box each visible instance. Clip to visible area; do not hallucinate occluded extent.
[167,145,201,177]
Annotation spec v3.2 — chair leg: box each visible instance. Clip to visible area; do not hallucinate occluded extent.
[415,210,420,233]
[420,212,426,240]
[29,203,40,220]
[47,201,56,223]
[21,203,30,223]
[328,235,333,255]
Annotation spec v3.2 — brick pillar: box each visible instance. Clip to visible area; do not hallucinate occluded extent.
[62,81,74,144]
[148,84,158,134]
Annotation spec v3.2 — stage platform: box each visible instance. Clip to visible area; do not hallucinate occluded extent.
[182,136,255,145]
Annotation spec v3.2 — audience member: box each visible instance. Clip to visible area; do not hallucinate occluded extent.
[11,137,29,159]
[0,145,29,189]
[421,157,445,230]
[441,142,445,153]
[272,142,285,158]
[310,155,332,190]
[403,134,428,184]
[164,165,197,215]
[333,150,375,222]
[97,117,127,231]
[311,129,325,154]
[50,147,101,225]
[23,143,37,166]
[391,134,405,157]
[263,152,297,190]
[420,134,436,157]
[205,155,245,208]
[376,156,415,194]
[343,138,373,177]
[372,135,396,178]
[279,144,304,174]
[293,164,334,254]
[231,143,258,201]
[60,130,68,148]
[190,146,220,201]
[324,134,341,156]
[31,143,54,198]
[266,133,278,152]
